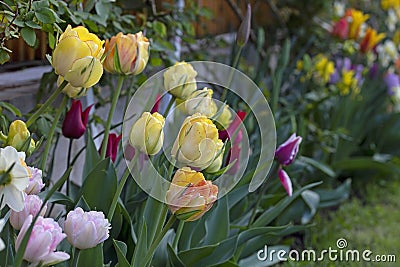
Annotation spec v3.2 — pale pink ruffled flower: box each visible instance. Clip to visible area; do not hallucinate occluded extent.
[10,194,47,230]
[25,167,45,195]
[64,207,111,249]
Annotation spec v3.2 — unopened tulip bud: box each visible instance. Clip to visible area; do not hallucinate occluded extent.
[275,133,302,166]
[166,167,218,221]
[62,100,92,139]
[64,207,111,250]
[236,4,251,47]
[6,120,35,155]
[10,194,47,230]
[103,32,150,75]
[99,133,122,163]
[129,112,165,155]
[214,104,233,130]
[164,62,198,100]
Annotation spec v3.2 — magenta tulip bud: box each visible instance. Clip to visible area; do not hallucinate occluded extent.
[275,133,302,166]
[226,129,243,174]
[10,194,47,230]
[25,166,45,195]
[62,100,92,139]
[64,207,111,250]
[219,111,246,141]
[99,133,122,162]
[236,4,251,47]
[151,94,162,113]
[278,168,293,196]
[15,215,70,266]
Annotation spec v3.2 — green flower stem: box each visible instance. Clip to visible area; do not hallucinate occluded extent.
[101,75,125,159]
[108,168,130,221]
[26,80,67,127]
[71,248,80,267]
[221,46,242,102]
[172,220,184,252]
[66,138,73,196]
[143,215,176,267]
[40,96,68,171]
[163,95,175,117]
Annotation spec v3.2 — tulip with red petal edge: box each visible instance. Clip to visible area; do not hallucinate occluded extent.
[278,168,293,196]
[99,133,122,162]
[62,100,92,139]
[219,111,246,141]
[275,133,302,166]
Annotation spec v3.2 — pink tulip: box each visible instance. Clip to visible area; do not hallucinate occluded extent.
[25,167,45,195]
[64,207,111,249]
[226,129,243,174]
[62,100,92,139]
[151,94,162,113]
[275,133,302,166]
[332,18,349,39]
[278,168,293,196]
[10,194,47,230]
[15,215,70,266]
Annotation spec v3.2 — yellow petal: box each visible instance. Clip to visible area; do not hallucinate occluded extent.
[65,56,103,88]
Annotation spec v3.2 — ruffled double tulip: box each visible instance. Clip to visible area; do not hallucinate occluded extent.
[0,146,31,211]
[205,140,225,173]
[360,28,385,53]
[64,207,111,250]
[275,133,302,166]
[166,167,218,221]
[10,194,47,230]
[164,62,198,100]
[99,133,122,162]
[52,25,104,98]
[62,100,92,139]
[103,32,150,75]
[129,112,165,155]
[16,215,70,266]
[3,120,35,155]
[171,113,224,170]
[184,88,217,117]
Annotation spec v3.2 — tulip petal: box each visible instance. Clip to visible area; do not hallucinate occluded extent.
[278,168,293,197]
[65,56,103,88]
[41,252,71,266]
[53,36,91,76]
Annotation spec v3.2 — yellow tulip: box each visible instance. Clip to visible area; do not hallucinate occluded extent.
[214,104,233,130]
[164,62,198,100]
[381,0,400,10]
[346,9,369,39]
[129,112,165,155]
[166,167,218,221]
[52,25,104,91]
[6,120,35,155]
[204,140,225,173]
[184,88,217,117]
[103,32,150,75]
[171,113,223,170]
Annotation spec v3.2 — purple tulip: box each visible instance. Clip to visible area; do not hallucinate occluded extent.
[62,100,92,139]
[275,133,302,166]
[278,168,293,196]
[369,63,379,79]
[384,72,400,95]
